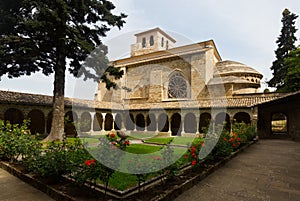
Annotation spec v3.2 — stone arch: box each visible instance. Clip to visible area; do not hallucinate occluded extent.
[46,111,53,134]
[147,113,156,131]
[93,113,102,131]
[233,112,251,124]
[136,113,145,131]
[271,113,287,135]
[215,112,230,131]
[64,111,78,137]
[171,113,182,136]
[4,108,24,125]
[184,113,196,133]
[80,112,91,132]
[125,113,134,130]
[158,113,169,132]
[114,113,122,130]
[105,113,113,131]
[28,109,45,134]
[199,113,211,133]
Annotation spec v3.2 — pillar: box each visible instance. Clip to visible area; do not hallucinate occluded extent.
[101,113,106,133]
[90,112,95,134]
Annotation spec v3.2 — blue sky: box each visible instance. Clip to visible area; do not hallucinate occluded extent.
[0,0,299,99]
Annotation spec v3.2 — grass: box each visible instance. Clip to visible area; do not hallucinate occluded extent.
[125,144,163,154]
[144,137,174,144]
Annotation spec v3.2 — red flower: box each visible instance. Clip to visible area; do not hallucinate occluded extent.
[230,138,235,142]
[237,138,241,141]
[238,142,241,145]
[110,133,115,138]
[191,146,196,153]
[153,156,162,160]
[124,140,130,146]
[192,153,197,159]
[183,155,188,159]
[232,144,236,147]
[224,138,228,142]
[191,160,197,166]
[84,159,96,167]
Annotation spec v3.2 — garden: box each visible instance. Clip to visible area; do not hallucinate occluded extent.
[0,119,257,200]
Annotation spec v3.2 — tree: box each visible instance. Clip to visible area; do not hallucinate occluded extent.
[268,8,298,91]
[0,0,126,141]
[282,47,300,92]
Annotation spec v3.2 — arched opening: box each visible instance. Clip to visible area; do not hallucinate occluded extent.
[271,113,287,135]
[105,113,113,131]
[28,109,45,134]
[136,113,145,131]
[199,113,211,133]
[4,108,24,125]
[158,113,169,132]
[184,113,196,133]
[80,112,91,132]
[64,111,78,137]
[234,112,251,124]
[215,112,230,131]
[114,113,122,130]
[93,113,102,131]
[171,113,182,136]
[46,111,53,134]
[147,113,156,131]
[125,113,134,130]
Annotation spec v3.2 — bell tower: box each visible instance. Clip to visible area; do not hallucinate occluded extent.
[130,27,176,56]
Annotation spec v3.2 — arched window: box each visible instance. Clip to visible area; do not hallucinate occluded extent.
[161,37,164,47]
[150,35,154,46]
[166,40,169,49]
[142,37,146,48]
[168,72,187,99]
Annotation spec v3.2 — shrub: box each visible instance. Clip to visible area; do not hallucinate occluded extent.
[0,120,42,162]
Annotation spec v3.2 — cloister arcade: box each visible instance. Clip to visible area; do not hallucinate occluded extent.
[0,104,255,137]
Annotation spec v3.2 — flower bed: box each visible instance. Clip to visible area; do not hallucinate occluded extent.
[0,120,258,200]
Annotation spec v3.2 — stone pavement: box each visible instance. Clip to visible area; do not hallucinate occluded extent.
[175,139,300,201]
[0,168,54,201]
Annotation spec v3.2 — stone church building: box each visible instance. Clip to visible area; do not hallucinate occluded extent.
[0,27,298,139]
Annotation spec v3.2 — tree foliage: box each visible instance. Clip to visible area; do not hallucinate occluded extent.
[0,0,126,141]
[282,47,300,92]
[268,8,298,91]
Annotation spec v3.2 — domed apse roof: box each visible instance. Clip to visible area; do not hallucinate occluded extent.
[208,76,255,85]
[215,60,263,78]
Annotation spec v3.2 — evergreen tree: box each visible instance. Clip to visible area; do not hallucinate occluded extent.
[0,0,126,141]
[283,47,300,92]
[268,8,298,91]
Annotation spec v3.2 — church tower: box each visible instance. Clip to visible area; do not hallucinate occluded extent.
[130,27,176,56]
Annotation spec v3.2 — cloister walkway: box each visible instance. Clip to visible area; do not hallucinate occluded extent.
[175,139,300,201]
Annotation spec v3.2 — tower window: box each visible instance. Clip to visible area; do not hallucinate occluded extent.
[166,40,169,50]
[142,37,146,48]
[161,37,164,47]
[150,35,154,46]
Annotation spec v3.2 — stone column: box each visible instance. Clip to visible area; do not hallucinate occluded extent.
[101,113,106,133]
[112,113,116,131]
[195,114,200,134]
[133,114,137,131]
[121,113,126,131]
[168,115,172,135]
[211,118,216,134]
[230,117,234,133]
[181,114,185,134]
[154,113,159,133]
[144,115,148,132]
[90,112,95,134]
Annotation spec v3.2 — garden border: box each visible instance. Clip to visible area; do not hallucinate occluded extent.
[0,137,258,201]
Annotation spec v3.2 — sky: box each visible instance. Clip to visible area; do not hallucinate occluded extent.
[0,0,300,99]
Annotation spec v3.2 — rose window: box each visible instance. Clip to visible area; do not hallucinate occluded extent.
[168,73,187,98]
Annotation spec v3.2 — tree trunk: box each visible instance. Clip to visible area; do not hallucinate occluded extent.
[44,61,66,141]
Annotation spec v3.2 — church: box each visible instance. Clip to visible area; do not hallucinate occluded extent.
[94,27,279,136]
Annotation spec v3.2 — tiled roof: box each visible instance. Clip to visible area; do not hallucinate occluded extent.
[0,90,288,110]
